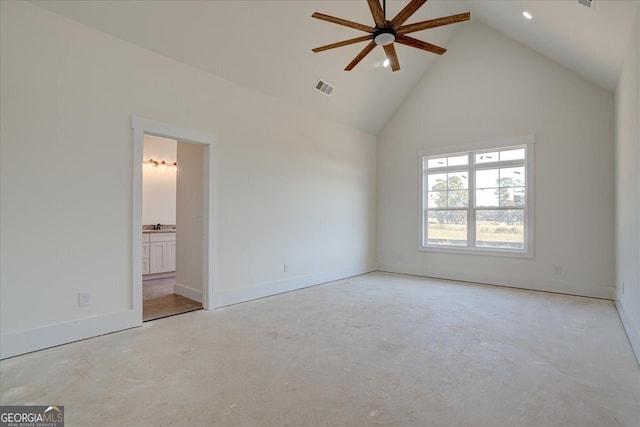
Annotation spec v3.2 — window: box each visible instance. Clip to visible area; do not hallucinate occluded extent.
[420,136,534,257]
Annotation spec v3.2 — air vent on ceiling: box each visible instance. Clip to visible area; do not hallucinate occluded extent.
[314,80,334,96]
[578,0,592,8]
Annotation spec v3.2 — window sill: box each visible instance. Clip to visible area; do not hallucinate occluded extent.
[419,245,533,258]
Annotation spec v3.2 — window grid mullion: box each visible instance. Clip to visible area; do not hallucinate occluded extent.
[468,153,476,248]
[472,159,526,169]
[475,205,527,210]
[424,165,469,174]
[427,207,468,211]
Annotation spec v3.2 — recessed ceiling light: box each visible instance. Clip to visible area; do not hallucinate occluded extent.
[383,58,390,68]
[522,10,533,20]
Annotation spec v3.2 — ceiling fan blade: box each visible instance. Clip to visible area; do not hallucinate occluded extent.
[312,35,374,53]
[395,34,446,55]
[390,0,428,29]
[397,12,471,35]
[383,44,400,72]
[367,0,387,28]
[345,41,377,71]
[312,12,375,33]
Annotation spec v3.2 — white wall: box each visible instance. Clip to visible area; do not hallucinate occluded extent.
[175,141,204,301]
[142,135,177,225]
[378,21,615,299]
[0,1,376,358]
[615,4,640,361]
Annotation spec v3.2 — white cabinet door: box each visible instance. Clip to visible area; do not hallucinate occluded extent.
[142,234,151,275]
[149,241,167,274]
[142,242,149,259]
[167,240,176,272]
[147,232,176,274]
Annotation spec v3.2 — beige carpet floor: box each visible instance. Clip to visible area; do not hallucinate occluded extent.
[1,272,638,426]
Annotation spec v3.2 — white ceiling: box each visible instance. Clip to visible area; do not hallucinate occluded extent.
[30,0,637,134]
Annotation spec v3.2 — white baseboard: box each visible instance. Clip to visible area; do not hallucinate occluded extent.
[213,265,376,308]
[143,272,175,280]
[1,265,375,359]
[615,300,640,365]
[377,263,614,300]
[174,283,203,303]
[1,310,140,360]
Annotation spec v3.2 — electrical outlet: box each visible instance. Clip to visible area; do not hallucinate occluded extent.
[553,265,562,275]
[78,292,91,307]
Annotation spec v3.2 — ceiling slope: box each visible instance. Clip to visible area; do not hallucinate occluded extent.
[29,0,637,134]
[468,0,637,92]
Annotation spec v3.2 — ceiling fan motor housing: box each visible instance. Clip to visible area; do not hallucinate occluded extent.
[374,28,396,46]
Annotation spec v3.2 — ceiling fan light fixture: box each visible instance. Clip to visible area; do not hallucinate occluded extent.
[311,0,471,72]
[374,28,396,46]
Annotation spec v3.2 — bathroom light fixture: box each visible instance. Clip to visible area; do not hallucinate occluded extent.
[522,10,533,20]
[144,158,177,172]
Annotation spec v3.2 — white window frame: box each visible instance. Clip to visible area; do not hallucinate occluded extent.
[418,135,535,258]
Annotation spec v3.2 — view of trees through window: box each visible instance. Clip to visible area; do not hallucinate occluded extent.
[422,145,529,252]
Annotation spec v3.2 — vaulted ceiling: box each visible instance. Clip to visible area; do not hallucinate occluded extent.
[30,0,637,133]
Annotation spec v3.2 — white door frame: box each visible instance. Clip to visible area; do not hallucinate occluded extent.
[131,116,217,323]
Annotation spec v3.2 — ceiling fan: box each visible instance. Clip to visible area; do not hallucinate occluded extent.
[312,0,470,72]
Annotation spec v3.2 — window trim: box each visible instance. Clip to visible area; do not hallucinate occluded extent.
[418,135,535,258]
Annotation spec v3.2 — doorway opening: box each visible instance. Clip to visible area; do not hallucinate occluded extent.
[132,117,217,325]
[141,135,203,321]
